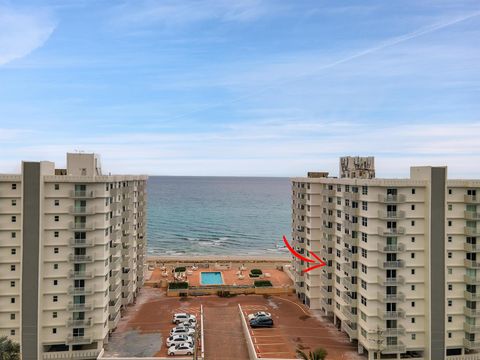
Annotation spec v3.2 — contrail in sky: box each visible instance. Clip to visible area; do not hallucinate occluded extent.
[167,10,480,121]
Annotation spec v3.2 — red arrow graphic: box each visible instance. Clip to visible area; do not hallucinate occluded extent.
[283,235,326,273]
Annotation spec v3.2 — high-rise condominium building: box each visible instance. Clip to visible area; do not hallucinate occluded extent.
[0,153,147,360]
[291,157,480,360]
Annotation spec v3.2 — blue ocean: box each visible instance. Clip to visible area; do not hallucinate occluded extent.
[146,176,291,256]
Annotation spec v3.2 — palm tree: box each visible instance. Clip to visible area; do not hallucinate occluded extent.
[296,347,328,360]
[0,336,20,360]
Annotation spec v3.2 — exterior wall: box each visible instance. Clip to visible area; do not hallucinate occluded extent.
[0,154,147,359]
[292,167,480,360]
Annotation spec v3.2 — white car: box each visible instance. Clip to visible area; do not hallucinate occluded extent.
[166,334,194,347]
[179,318,197,327]
[170,326,195,336]
[247,311,272,321]
[172,313,197,324]
[168,343,194,356]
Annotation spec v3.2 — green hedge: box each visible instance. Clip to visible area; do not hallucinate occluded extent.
[168,282,188,289]
[254,280,273,287]
[249,274,260,278]
[250,269,263,275]
[174,266,187,273]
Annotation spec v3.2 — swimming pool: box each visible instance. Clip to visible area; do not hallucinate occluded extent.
[200,272,224,285]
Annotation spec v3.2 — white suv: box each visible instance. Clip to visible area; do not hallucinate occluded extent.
[172,313,197,324]
[166,334,194,347]
[170,326,195,336]
[168,343,194,356]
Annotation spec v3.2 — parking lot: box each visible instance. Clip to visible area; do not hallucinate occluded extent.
[103,287,363,359]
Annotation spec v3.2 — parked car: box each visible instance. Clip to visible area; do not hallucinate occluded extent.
[166,334,194,347]
[170,326,195,336]
[247,311,272,321]
[168,343,194,356]
[172,313,197,324]
[250,317,274,328]
[179,318,197,328]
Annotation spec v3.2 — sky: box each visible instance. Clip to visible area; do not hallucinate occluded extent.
[0,0,479,177]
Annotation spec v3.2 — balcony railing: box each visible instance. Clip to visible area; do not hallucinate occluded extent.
[378,210,406,219]
[377,275,405,286]
[382,326,405,336]
[465,227,480,236]
[42,350,100,359]
[341,292,355,305]
[377,243,406,253]
[465,275,480,285]
[68,270,94,279]
[464,307,480,317]
[465,211,480,220]
[66,335,92,345]
[69,222,96,231]
[378,194,406,203]
[341,277,356,290]
[465,195,480,204]
[67,302,93,311]
[66,318,92,327]
[67,286,94,295]
[341,305,357,322]
[343,192,360,201]
[465,291,480,301]
[465,243,480,252]
[463,338,480,349]
[320,298,333,312]
[69,206,96,215]
[320,272,333,285]
[377,227,406,236]
[341,263,358,275]
[378,259,405,269]
[69,238,93,247]
[377,309,406,319]
[464,323,480,333]
[343,321,358,339]
[70,190,96,198]
[343,233,358,247]
[381,342,406,354]
[68,254,94,263]
[377,291,405,302]
[465,259,480,268]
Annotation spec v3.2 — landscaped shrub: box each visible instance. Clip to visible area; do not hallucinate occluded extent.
[254,280,273,287]
[174,266,187,273]
[168,282,188,289]
[217,290,236,298]
[249,273,260,278]
[250,269,263,275]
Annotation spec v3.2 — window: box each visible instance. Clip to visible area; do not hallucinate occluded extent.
[412,188,416,194]
[11,232,16,238]
[54,248,59,254]
[411,269,415,275]
[53,264,58,270]
[361,264,367,274]
[11,199,16,206]
[54,184,59,190]
[362,201,368,211]
[362,217,367,226]
[412,334,416,340]
[448,236,452,243]
[362,233,368,243]
[448,189,452,195]
[10,330,15,336]
[448,300,452,307]
[54,231,59,238]
[411,253,415,259]
[53,312,57,318]
[10,314,15,320]
[448,204,452,211]
[10,265,15,271]
[411,220,415,226]
[362,186,368,195]
[361,280,367,290]
[11,216,16,223]
[411,237,415,243]
[448,268,452,275]
[448,284,453,291]
[361,249,368,258]
[10,281,15,287]
[11,298,15,304]
[361,295,367,306]
[11,183,16,190]
[54,216,59,222]
[52,328,57,334]
[54,199,59,206]
[53,296,58,302]
[411,318,415,323]
[448,332,452,338]
[448,252,452,259]
[448,316,452,323]
[53,280,58,286]
[448,220,452,226]
[11,249,16,255]
[411,285,415,291]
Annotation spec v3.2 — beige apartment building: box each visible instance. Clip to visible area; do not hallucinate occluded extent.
[291,157,480,360]
[0,153,147,360]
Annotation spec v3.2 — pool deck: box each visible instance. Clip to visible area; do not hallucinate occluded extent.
[200,271,224,285]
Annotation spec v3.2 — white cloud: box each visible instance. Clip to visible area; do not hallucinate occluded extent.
[0,5,56,66]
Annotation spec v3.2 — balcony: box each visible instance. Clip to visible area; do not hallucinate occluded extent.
[377,227,406,236]
[320,272,333,285]
[465,227,480,237]
[465,259,480,268]
[66,318,92,327]
[322,189,336,197]
[67,302,93,311]
[70,190,96,198]
[382,326,405,336]
[343,321,358,339]
[343,192,360,201]
[341,292,355,305]
[378,259,405,269]
[464,307,480,317]
[465,211,480,220]
[342,220,358,231]
[465,291,480,301]
[377,243,406,253]
[343,233,358,247]
[341,306,357,322]
[68,270,94,279]
[465,195,480,204]
[69,238,93,247]
[341,263,358,275]
[69,206,96,215]
[377,292,405,302]
[320,249,334,261]
[464,338,480,349]
[320,298,333,312]
[382,342,406,354]
[377,275,405,286]
[378,194,406,203]
[341,277,356,291]
[464,323,480,333]
[109,310,121,328]
[66,335,92,345]
[67,286,94,295]
[109,297,122,314]
[321,226,335,236]
[377,309,405,319]
[69,222,96,231]
[378,210,406,220]
[68,254,94,263]
[42,350,100,359]
[465,243,480,252]
[465,275,480,285]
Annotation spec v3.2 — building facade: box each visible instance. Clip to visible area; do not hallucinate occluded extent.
[0,153,147,360]
[291,158,480,360]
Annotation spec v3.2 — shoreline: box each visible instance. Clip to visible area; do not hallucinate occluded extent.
[146,254,291,264]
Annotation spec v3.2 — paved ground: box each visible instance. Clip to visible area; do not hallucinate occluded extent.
[104,288,364,360]
[204,306,249,360]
